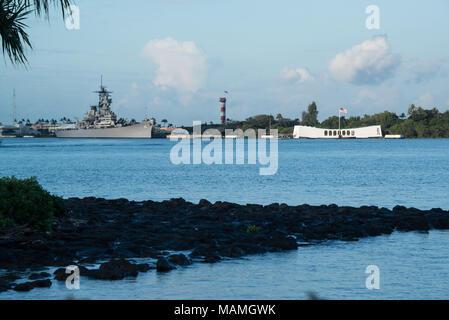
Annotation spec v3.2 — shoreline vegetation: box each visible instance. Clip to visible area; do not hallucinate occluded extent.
[4,103,449,139]
[186,103,449,139]
[0,177,66,231]
[1,178,449,293]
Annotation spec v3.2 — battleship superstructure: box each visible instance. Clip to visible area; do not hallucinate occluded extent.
[56,81,163,138]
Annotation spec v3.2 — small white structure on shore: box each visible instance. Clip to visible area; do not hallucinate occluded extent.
[385,134,404,139]
[293,125,383,139]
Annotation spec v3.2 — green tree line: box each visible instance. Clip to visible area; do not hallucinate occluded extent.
[211,102,449,138]
[319,104,449,138]
[186,102,449,138]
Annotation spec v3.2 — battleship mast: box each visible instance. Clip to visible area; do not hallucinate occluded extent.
[12,89,17,124]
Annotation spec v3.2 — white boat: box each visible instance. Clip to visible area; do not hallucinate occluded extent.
[385,134,404,139]
[293,125,383,139]
[260,135,276,139]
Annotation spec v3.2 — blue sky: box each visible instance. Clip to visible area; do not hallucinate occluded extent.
[1,0,449,126]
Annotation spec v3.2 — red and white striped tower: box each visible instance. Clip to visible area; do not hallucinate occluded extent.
[219,97,226,125]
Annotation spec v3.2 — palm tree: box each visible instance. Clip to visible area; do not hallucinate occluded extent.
[0,0,70,65]
[161,119,168,127]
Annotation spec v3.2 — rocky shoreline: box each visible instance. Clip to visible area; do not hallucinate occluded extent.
[1,197,449,293]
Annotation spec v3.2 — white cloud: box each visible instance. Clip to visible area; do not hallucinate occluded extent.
[353,88,377,105]
[405,57,448,83]
[280,67,313,84]
[352,86,400,111]
[141,38,208,93]
[329,35,401,85]
[415,93,434,107]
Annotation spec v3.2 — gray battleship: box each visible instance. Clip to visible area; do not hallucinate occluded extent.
[55,81,166,138]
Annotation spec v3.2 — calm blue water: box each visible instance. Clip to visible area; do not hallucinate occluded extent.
[1,138,449,299]
[2,231,449,300]
[1,138,448,209]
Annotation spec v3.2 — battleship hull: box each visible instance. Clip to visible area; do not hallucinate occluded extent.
[55,122,153,138]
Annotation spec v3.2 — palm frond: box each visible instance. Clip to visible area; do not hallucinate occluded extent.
[25,0,71,18]
[0,0,71,66]
[0,0,33,65]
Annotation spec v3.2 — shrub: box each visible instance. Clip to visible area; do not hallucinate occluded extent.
[0,176,66,232]
[247,225,261,233]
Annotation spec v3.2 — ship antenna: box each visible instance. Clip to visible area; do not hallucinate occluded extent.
[101,75,103,88]
[13,88,17,124]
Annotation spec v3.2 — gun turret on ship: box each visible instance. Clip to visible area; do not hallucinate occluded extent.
[55,80,166,138]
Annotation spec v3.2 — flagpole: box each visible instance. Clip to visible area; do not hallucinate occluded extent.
[338,110,341,132]
[338,108,347,137]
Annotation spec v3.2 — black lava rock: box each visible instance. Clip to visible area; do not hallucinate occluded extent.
[32,279,52,288]
[0,279,12,293]
[203,255,221,264]
[13,282,34,292]
[88,259,150,280]
[13,279,51,292]
[28,272,51,280]
[168,254,192,266]
[156,257,176,272]
[3,196,449,287]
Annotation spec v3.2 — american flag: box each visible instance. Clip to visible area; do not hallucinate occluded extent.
[339,108,348,114]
